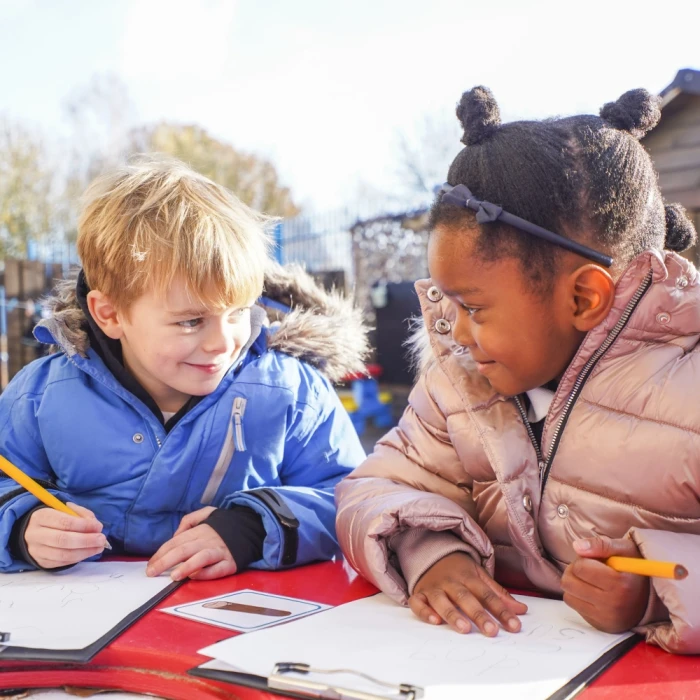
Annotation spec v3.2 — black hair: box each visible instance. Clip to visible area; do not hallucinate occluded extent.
[430,86,697,287]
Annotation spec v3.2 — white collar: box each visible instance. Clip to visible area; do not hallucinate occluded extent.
[525,386,555,423]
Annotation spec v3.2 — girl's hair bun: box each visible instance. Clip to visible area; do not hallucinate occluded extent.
[456,86,501,146]
[599,88,661,139]
[664,203,698,252]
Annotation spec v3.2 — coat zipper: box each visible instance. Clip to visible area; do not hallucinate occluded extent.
[514,395,545,473]
[515,271,653,495]
[200,396,247,504]
[232,397,247,451]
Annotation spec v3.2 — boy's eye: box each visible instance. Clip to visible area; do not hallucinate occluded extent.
[178,318,203,329]
[232,307,251,320]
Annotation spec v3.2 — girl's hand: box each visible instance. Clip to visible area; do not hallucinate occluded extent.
[24,503,108,568]
[409,551,528,635]
[561,536,649,633]
[146,520,237,581]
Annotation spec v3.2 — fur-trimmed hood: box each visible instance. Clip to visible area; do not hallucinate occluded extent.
[37,261,370,384]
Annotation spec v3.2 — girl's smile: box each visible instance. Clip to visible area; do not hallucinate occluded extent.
[428,225,589,397]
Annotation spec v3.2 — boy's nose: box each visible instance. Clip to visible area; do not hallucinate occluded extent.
[202,324,231,355]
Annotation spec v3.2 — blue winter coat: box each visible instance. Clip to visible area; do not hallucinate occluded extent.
[0,266,369,572]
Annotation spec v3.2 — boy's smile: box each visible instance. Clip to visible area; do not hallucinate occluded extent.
[91,277,254,415]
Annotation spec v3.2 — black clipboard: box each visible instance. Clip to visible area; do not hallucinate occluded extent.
[188,635,640,700]
[547,634,641,699]
[0,579,180,663]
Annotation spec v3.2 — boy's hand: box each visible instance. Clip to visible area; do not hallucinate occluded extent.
[172,506,216,536]
[24,503,108,569]
[409,552,528,635]
[147,509,237,581]
[561,536,649,633]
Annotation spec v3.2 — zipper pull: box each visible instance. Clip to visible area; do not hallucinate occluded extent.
[232,397,247,451]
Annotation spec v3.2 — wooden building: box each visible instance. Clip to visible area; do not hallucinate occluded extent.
[643,68,700,261]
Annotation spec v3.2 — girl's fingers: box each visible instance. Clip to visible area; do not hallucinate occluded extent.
[563,590,599,622]
[448,586,500,636]
[408,592,442,626]
[424,589,474,634]
[479,570,529,614]
[475,573,527,631]
[561,566,604,606]
[468,581,522,633]
[568,558,617,590]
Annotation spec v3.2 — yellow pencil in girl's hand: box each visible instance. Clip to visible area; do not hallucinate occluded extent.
[0,454,112,550]
[606,556,688,580]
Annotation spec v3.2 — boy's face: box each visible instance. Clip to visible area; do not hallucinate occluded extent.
[115,278,254,413]
[428,226,586,397]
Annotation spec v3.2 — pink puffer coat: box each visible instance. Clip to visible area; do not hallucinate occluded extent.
[336,249,700,654]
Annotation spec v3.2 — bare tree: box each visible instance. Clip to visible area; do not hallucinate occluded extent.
[0,118,54,256]
[131,122,300,217]
[394,114,461,200]
[57,74,138,241]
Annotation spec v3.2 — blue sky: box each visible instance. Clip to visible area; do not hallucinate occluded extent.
[0,0,698,211]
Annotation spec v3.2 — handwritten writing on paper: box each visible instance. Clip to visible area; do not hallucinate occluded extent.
[198,594,633,700]
[0,562,172,650]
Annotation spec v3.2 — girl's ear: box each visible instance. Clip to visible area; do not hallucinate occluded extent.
[567,265,616,332]
[87,290,125,340]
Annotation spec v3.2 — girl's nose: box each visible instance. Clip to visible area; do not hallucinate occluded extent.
[452,313,474,348]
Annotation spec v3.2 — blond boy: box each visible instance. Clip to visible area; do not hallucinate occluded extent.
[0,157,367,578]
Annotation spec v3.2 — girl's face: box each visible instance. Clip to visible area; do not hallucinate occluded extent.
[428,226,586,397]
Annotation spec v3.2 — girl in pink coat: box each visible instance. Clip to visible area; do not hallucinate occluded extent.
[336,87,700,654]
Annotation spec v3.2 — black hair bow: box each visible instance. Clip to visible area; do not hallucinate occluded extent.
[439,184,613,267]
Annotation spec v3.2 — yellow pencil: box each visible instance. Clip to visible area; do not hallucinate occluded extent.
[606,556,687,580]
[0,454,111,550]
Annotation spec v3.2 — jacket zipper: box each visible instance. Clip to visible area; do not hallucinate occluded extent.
[514,396,545,474]
[232,397,247,451]
[515,271,653,495]
[200,396,247,504]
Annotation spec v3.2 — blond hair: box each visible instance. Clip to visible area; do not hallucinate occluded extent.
[77,155,272,313]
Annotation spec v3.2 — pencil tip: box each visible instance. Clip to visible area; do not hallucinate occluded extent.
[675,565,688,580]
[104,540,113,551]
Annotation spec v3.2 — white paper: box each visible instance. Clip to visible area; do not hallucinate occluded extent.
[0,561,173,650]
[199,593,632,700]
[160,588,331,632]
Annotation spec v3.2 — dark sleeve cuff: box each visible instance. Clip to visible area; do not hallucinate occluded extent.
[7,505,73,571]
[205,505,266,571]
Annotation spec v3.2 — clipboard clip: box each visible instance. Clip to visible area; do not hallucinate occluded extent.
[269,662,424,700]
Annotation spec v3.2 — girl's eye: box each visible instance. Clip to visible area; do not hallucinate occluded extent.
[460,304,479,316]
[177,318,203,329]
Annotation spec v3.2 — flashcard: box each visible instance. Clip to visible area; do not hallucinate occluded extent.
[159,589,331,632]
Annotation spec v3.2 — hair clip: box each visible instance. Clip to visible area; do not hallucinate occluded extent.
[439,184,613,268]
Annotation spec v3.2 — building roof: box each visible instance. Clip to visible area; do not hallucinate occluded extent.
[660,68,700,109]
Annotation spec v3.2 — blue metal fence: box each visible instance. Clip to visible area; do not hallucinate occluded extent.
[275,202,428,285]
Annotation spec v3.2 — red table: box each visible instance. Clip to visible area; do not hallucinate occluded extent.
[1,559,698,699]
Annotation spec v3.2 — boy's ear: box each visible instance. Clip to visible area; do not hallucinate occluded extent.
[87,290,124,340]
[566,265,616,332]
